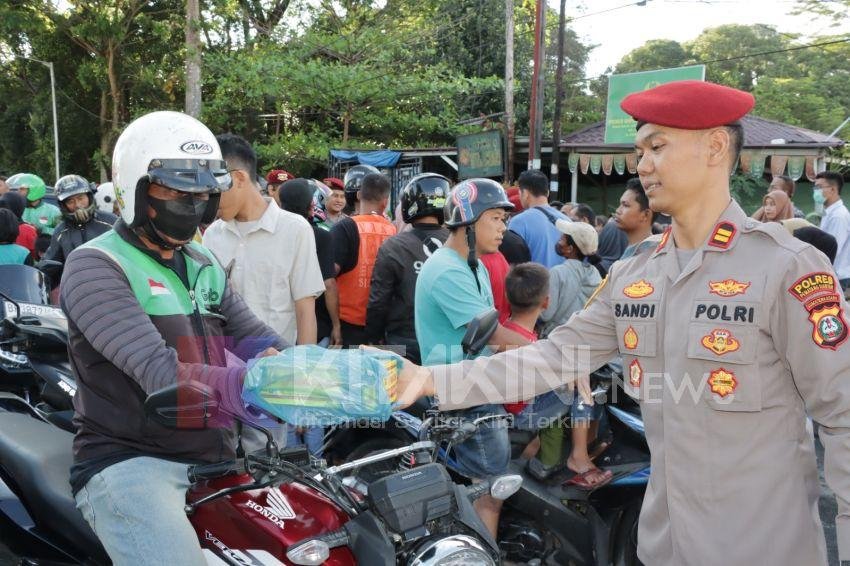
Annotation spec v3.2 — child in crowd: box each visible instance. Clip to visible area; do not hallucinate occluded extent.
[505,261,612,489]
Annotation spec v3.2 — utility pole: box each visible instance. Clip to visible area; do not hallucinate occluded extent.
[550,0,566,198]
[504,0,515,183]
[185,0,203,118]
[527,0,546,171]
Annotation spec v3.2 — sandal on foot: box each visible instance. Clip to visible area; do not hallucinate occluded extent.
[563,467,613,490]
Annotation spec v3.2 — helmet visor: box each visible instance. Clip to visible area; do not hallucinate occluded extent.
[57,185,92,202]
[146,159,232,194]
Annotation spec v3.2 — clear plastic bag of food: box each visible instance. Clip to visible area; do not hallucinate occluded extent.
[242,345,400,426]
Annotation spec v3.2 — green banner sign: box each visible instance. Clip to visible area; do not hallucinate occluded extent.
[604,65,706,144]
[457,130,504,179]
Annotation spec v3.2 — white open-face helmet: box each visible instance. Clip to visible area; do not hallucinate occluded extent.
[94,182,117,214]
[112,111,231,227]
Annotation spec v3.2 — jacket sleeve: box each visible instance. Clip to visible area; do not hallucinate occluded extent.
[770,246,850,559]
[61,247,264,416]
[43,227,65,264]
[365,242,397,343]
[430,264,619,409]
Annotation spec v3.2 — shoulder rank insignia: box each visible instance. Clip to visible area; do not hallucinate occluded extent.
[708,279,750,297]
[708,368,737,398]
[701,329,740,355]
[708,221,736,249]
[623,279,654,299]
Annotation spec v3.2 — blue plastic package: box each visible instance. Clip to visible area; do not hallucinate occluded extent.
[242,345,401,426]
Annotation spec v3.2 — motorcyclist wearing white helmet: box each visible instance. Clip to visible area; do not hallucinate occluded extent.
[43,174,117,265]
[93,181,121,216]
[60,111,288,565]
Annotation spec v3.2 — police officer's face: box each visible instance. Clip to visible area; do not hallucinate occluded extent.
[635,124,724,215]
[474,208,507,254]
[327,189,346,214]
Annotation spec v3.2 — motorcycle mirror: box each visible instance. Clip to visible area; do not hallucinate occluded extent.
[489,474,523,500]
[461,308,500,356]
[286,539,330,566]
[143,381,220,430]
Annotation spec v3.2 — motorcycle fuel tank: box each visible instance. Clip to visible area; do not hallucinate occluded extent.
[188,474,356,565]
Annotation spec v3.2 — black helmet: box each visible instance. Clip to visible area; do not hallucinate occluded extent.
[343,164,380,194]
[55,174,97,224]
[401,173,450,223]
[444,178,514,228]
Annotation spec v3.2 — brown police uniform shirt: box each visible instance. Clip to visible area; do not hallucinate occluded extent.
[431,200,850,566]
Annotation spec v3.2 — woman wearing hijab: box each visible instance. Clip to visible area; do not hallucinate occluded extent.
[752,189,794,222]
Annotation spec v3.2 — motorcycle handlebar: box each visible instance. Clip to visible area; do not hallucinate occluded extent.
[187,459,246,482]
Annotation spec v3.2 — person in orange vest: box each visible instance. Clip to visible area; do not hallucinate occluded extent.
[331,169,396,346]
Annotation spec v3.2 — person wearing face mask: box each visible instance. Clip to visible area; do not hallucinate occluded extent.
[60,111,289,565]
[815,171,850,290]
[43,174,117,265]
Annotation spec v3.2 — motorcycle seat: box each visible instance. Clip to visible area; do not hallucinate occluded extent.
[0,412,108,563]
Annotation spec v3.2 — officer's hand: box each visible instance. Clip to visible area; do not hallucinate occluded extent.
[395,361,434,409]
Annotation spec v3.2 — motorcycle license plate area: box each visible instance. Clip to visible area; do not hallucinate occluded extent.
[4,302,66,322]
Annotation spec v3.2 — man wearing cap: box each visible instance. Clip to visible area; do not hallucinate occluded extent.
[322,177,347,227]
[393,80,850,565]
[265,168,294,206]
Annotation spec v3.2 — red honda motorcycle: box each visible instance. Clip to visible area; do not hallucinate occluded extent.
[0,380,519,565]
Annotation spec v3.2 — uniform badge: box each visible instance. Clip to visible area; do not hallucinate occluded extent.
[623,279,654,299]
[623,326,638,350]
[787,272,847,350]
[788,272,836,303]
[708,221,736,249]
[808,302,849,350]
[708,279,750,297]
[708,368,737,398]
[701,328,740,355]
[628,359,643,388]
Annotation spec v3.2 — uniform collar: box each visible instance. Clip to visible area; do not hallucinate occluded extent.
[651,200,750,284]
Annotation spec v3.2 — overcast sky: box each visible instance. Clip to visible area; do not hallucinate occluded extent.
[572,0,850,76]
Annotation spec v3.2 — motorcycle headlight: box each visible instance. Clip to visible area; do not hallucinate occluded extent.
[407,535,495,566]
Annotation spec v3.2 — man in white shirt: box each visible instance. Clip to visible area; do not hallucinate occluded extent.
[203,134,325,344]
[816,171,850,289]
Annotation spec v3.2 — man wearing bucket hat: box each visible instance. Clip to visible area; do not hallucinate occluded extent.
[396,80,850,565]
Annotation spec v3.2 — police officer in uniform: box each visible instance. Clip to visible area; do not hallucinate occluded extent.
[394,80,850,566]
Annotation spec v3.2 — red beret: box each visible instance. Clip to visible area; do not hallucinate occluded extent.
[323,177,344,191]
[266,169,294,184]
[506,186,523,212]
[620,80,754,130]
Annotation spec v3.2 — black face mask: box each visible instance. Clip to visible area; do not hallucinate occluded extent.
[147,194,208,243]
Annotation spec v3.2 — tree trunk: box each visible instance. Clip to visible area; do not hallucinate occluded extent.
[185,0,203,117]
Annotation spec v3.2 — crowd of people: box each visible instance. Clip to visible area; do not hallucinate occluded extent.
[2,78,850,566]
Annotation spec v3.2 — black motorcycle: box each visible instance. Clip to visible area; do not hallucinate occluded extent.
[323,310,650,566]
[0,264,76,432]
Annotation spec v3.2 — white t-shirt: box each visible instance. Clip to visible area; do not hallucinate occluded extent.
[203,198,325,343]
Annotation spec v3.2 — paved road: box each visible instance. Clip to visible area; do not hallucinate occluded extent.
[0,435,841,565]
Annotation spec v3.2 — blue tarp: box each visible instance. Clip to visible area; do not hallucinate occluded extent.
[330,149,402,168]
